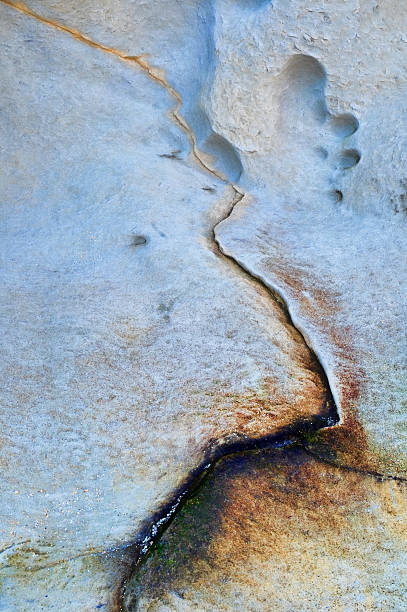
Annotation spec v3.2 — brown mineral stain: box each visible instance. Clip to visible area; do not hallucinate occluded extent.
[315,406,382,474]
[179,370,333,464]
[125,446,407,611]
[259,237,373,470]
[208,447,367,568]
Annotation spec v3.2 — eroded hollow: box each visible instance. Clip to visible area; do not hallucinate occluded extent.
[278,54,329,124]
[330,113,359,138]
[130,235,148,247]
[330,189,344,203]
[339,148,361,170]
[202,131,243,182]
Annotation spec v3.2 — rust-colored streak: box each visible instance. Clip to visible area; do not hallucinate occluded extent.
[261,235,367,414]
[0,0,226,183]
[126,446,407,610]
[313,406,384,475]
[0,1,337,444]
[259,241,378,469]
[213,449,367,565]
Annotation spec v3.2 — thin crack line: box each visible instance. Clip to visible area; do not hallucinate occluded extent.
[213,196,407,485]
[2,0,335,549]
[2,0,329,405]
[1,0,337,413]
[2,0,340,555]
[302,446,407,483]
[0,0,226,182]
[212,190,338,417]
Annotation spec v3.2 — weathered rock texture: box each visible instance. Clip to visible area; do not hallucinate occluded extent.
[1,0,407,609]
[0,1,332,609]
[208,0,407,477]
[125,446,407,611]
[23,0,407,478]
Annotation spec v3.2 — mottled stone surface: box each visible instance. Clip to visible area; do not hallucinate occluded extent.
[1,0,407,609]
[0,3,330,608]
[125,446,407,611]
[208,0,407,476]
[24,0,407,477]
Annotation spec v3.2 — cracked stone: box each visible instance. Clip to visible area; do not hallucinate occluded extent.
[0,3,332,608]
[209,0,407,478]
[2,0,407,609]
[125,445,407,611]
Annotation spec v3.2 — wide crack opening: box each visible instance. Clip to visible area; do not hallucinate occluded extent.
[119,414,338,610]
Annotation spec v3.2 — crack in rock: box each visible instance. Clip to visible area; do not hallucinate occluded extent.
[0,2,363,610]
[0,0,339,425]
[0,0,227,183]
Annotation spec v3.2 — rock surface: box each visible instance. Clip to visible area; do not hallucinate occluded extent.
[1,0,407,609]
[0,2,331,608]
[25,0,407,477]
[125,445,407,611]
[208,0,407,477]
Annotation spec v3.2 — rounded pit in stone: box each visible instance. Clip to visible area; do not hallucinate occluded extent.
[329,113,359,138]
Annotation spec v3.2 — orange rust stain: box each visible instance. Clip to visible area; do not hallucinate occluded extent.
[128,448,383,606]
[261,236,367,414]
[210,449,368,568]
[125,448,407,610]
[0,0,226,182]
[253,235,377,472]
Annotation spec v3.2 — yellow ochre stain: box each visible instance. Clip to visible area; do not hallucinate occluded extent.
[0,0,229,183]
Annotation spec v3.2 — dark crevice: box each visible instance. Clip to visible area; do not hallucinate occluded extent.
[333,189,344,202]
[303,446,407,484]
[117,411,337,610]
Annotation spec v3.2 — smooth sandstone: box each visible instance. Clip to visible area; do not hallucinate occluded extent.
[25,0,407,477]
[0,3,330,608]
[2,0,407,609]
[207,0,407,476]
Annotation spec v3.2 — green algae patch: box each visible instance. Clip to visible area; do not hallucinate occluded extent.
[124,467,224,607]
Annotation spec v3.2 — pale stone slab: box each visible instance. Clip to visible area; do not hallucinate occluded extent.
[208,0,407,476]
[28,0,407,476]
[0,4,329,608]
[10,0,242,180]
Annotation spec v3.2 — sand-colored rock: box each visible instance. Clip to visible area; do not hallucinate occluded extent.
[0,3,331,608]
[125,445,407,611]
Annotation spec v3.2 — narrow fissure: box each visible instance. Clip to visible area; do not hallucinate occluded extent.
[2,2,370,610]
[0,1,337,408]
[303,446,407,484]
